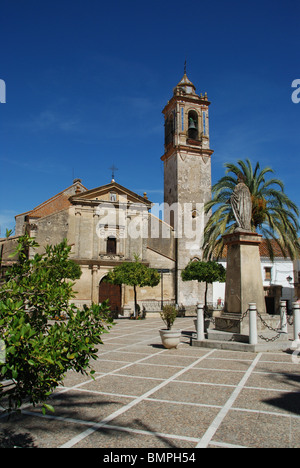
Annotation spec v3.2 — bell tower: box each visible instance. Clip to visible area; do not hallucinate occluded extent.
[161,72,214,306]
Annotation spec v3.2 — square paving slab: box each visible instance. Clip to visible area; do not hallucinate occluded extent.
[1,317,299,449]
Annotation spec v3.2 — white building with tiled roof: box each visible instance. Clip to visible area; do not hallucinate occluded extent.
[213,239,297,314]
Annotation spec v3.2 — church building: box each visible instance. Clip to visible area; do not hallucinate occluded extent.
[1,73,214,315]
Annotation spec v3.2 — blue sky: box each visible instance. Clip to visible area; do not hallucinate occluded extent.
[1,0,300,235]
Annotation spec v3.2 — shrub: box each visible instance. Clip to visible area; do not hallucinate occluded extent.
[0,235,113,414]
[160,305,177,330]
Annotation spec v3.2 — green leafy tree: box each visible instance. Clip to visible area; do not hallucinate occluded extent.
[203,159,300,261]
[0,229,14,275]
[0,235,113,414]
[105,256,160,318]
[181,261,226,311]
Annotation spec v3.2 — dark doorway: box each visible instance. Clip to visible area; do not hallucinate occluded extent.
[265,297,275,315]
[99,278,121,315]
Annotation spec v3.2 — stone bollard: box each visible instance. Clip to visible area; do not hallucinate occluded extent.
[197,303,205,341]
[249,303,258,345]
[280,301,288,334]
[293,302,300,341]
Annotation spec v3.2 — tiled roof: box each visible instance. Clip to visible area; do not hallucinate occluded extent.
[16,182,87,219]
[219,239,292,259]
[258,239,290,258]
[28,193,72,218]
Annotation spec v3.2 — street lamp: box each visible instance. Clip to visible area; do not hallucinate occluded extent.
[286,276,294,313]
[157,269,170,310]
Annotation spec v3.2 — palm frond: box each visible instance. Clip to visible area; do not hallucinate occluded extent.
[203,158,300,262]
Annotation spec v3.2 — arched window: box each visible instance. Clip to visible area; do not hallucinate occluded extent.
[165,113,174,146]
[107,236,117,255]
[188,110,198,140]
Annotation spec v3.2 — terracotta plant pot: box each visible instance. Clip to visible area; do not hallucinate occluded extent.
[159,329,181,349]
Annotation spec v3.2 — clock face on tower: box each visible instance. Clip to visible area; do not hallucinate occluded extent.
[184,86,193,94]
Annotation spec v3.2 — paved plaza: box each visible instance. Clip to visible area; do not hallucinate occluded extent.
[1,316,300,448]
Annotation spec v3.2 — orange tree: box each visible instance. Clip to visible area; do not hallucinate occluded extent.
[105,257,160,318]
[181,260,226,312]
[0,235,113,414]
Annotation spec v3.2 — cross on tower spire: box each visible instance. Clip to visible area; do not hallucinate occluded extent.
[109,164,118,182]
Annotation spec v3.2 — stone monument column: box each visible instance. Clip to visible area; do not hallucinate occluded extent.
[215,175,266,335]
[217,231,266,334]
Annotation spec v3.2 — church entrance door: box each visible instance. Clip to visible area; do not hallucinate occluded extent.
[99,278,121,315]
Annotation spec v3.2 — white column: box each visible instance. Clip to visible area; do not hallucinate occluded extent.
[249,303,258,345]
[293,302,300,341]
[280,301,288,334]
[197,303,205,341]
[91,265,99,304]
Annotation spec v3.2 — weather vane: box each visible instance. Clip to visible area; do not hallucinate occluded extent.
[110,164,118,181]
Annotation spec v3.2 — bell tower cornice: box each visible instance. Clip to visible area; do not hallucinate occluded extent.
[161,144,214,162]
[162,93,211,116]
[161,73,213,162]
[162,72,211,115]
[162,76,211,115]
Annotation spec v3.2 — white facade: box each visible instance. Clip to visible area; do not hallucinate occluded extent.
[213,257,296,312]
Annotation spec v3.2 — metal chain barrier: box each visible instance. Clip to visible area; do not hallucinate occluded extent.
[200,303,299,343]
[256,310,282,342]
[204,307,249,333]
[205,307,282,341]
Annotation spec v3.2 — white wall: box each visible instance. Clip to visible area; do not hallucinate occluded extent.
[261,258,296,306]
[212,258,296,309]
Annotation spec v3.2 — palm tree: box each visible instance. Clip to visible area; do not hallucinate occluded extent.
[203,159,300,261]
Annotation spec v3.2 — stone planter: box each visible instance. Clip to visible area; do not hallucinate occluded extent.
[159,329,181,349]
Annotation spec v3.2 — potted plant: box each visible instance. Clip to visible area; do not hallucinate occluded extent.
[159,305,181,349]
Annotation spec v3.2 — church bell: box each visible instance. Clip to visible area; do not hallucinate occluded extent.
[188,118,197,129]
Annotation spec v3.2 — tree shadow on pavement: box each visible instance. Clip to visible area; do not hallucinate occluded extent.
[262,372,300,416]
[0,429,36,448]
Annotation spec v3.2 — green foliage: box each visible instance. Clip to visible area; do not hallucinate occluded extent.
[105,259,160,289]
[181,261,226,310]
[160,305,177,330]
[0,235,113,413]
[181,261,226,284]
[105,258,160,317]
[203,159,300,261]
[5,229,13,238]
